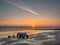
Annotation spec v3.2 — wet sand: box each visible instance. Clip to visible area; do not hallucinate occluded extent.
[0,30,54,38]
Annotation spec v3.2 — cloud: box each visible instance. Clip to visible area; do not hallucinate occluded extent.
[3,0,39,15]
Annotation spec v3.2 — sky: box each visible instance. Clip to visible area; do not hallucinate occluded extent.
[0,0,60,26]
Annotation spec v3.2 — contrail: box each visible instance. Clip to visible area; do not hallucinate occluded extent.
[3,0,39,15]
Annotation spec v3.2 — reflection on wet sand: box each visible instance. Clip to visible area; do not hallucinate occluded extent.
[0,30,54,38]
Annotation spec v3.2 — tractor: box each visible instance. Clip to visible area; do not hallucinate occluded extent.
[17,32,29,39]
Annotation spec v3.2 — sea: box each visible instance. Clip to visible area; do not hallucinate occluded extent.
[0,26,60,45]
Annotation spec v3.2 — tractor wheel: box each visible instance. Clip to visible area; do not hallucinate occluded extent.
[26,35,29,39]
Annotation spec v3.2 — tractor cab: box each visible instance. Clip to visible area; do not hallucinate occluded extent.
[17,32,29,39]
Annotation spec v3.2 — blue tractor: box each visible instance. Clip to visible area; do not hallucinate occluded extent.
[17,32,29,39]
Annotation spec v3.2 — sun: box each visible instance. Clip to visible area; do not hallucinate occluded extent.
[32,24,35,28]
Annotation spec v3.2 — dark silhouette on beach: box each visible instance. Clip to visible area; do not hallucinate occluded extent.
[17,32,29,39]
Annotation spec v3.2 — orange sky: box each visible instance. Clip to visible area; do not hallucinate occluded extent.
[0,0,60,27]
[0,21,60,26]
